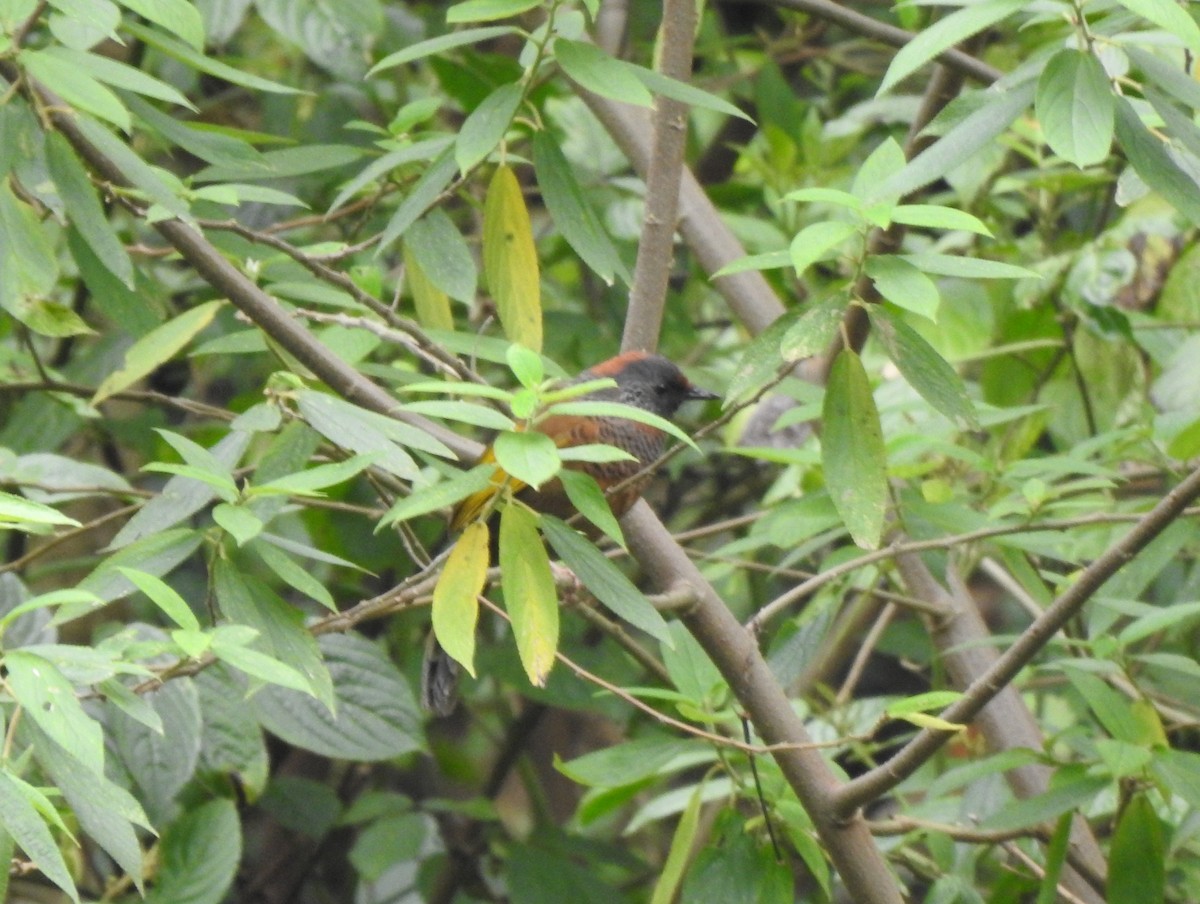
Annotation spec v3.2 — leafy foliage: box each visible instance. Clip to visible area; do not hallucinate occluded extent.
[3,0,1200,902]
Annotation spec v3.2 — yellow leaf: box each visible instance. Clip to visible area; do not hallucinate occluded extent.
[93,301,221,404]
[901,712,966,732]
[403,241,454,330]
[499,504,557,686]
[432,521,490,677]
[483,165,542,352]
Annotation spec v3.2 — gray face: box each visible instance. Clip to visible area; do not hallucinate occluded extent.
[611,356,712,419]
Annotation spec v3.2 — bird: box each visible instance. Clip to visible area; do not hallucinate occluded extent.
[421,351,719,715]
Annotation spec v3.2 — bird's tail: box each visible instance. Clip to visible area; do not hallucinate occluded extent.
[420,631,462,716]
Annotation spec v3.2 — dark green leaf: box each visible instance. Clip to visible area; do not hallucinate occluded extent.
[5,650,104,774]
[555,38,653,106]
[1108,793,1165,904]
[369,25,520,75]
[111,679,202,823]
[148,799,241,904]
[823,350,887,549]
[456,82,523,173]
[250,634,423,761]
[869,306,980,428]
[542,515,672,644]
[404,207,478,303]
[872,80,1036,201]
[45,132,134,288]
[1115,95,1200,226]
[533,131,628,285]
[0,770,79,904]
[378,145,457,253]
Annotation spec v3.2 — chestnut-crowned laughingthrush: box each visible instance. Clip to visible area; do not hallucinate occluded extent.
[421,351,719,715]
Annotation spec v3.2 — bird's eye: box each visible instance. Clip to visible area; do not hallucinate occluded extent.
[656,382,671,395]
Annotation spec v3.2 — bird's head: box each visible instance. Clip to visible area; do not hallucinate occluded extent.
[588,352,719,419]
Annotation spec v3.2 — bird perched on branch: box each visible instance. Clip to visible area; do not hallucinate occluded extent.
[421,351,719,716]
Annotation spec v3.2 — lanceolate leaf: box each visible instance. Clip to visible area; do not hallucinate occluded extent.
[369,25,519,75]
[1114,96,1200,226]
[432,521,489,676]
[879,0,1027,94]
[403,243,455,330]
[823,350,887,549]
[483,165,543,351]
[92,301,220,404]
[542,516,672,644]
[869,306,980,429]
[871,80,1036,201]
[0,770,79,904]
[456,82,523,174]
[864,255,940,320]
[44,132,134,288]
[499,505,558,687]
[378,146,457,253]
[1108,793,1166,904]
[554,38,653,107]
[532,131,627,285]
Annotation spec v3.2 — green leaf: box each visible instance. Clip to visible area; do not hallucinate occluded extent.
[66,226,160,335]
[111,679,202,824]
[889,203,993,236]
[1127,47,1200,112]
[211,627,313,693]
[1060,664,1150,744]
[212,503,263,546]
[369,25,519,74]
[499,504,558,687]
[432,520,490,677]
[1116,0,1200,54]
[252,453,378,497]
[398,400,514,431]
[0,492,80,532]
[554,38,653,106]
[74,528,203,607]
[377,143,458,252]
[295,390,448,473]
[494,430,561,488]
[403,241,453,330]
[0,770,79,904]
[256,0,382,80]
[632,66,755,123]
[506,343,545,389]
[541,400,700,451]
[779,294,847,362]
[899,252,1038,279]
[5,650,104,775]
[789,220,858,276]
[148,799,241,904]
[250,634,423,761]
[93,301,221,404]
[456,82,523,174]
[44,44,195,109]
[532,131,627,285]
[981,770,1108,831]
[117,0,205,50]
[823,350,887,549]
[447,0,541,24]
[1107,793,1166,904]
[44,132,134,288]
[650,784,703,904]
[1114,96,1200,226]
[26,723,151,894]
[542,516,672,644]
[484,164,543,351]
[252,541,336,611]
[1036,49,1114,168]
[711,249,791,277]
[865,255,940,320]
[869,306,980,429]
[661,621,723,704]
[556,469,626,545]
[125,21,303,94]
[73,114,192,220]
[379,464,496,526]
[116,567,200,631]
[214,560,333,708]
[19,48,130,130]
[403,207,478,304]
[872,80,1036,201]
[880,0,1028,94]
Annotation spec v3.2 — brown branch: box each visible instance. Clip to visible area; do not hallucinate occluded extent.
[621,0,697,352]
[834,463,1200,817]
[729,0,1004,86]
[621,502,906,904]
